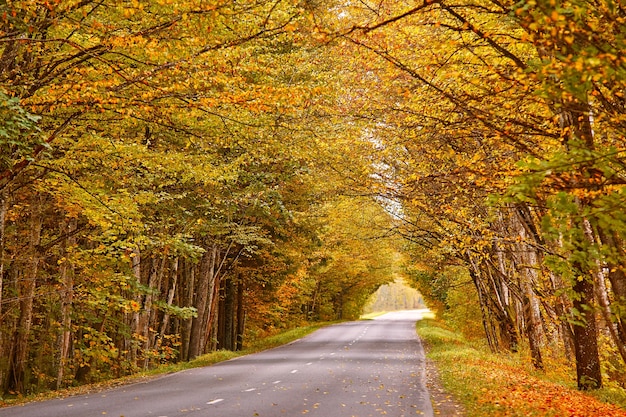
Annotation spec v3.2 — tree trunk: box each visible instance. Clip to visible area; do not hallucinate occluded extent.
[217,277,226,349]
[595,228,626,346]
[236,278,245,351]
[548,271,576,360]
[158,257,179,342]
[513,206,545,369]
[571,270,602,389]
[582,219,626,366]
[561,87,602,390]
[188,244,217,359]
[0,191,7,387]
[221,276,236,351]
[6,197,42,394]
[129,247,142,366]
[141,255,166,369]
[181,259,194,361]
[56,218,77,389]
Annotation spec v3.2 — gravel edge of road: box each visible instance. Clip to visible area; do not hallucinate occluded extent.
[422,344,466,416]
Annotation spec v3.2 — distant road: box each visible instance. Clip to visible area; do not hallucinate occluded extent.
[1,309,434,417]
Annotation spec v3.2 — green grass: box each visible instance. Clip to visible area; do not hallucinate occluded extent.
[416,318,626,416]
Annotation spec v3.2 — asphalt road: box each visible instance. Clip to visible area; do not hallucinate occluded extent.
[1,309,434,417]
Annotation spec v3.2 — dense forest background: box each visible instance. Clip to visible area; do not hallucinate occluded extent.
[1,0,626,396]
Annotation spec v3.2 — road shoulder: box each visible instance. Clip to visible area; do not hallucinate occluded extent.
[423,345,466,416]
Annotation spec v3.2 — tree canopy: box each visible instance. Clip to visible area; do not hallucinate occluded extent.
[1,0,625,395]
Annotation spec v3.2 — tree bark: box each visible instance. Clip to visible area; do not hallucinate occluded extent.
[188,244,217,359]
[129,247,142,366]
[141,254,166,369]
[6,197,42,393]
[513,206,545,369]
[595,228,626,346]
[222,275,236,351]
[571,271,602,389]
[236,277,245,351]
[56,218,77,389]
[0,191,6,387]
[582,219,626,366]
[158,257,179,342]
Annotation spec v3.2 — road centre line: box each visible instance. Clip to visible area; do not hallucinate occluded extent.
[206,399,224,405]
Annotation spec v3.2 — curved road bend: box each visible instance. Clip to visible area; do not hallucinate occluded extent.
[1,309,434,417]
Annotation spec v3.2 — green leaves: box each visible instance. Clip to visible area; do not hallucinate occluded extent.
[0,91,43,170]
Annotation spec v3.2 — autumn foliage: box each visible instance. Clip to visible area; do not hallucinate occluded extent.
[1,0,626,405]
[419,319,626,416]
[0,0,395,395]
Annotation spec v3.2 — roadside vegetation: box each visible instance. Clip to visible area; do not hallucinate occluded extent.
[0,322,333,407]
[417,318,626,417]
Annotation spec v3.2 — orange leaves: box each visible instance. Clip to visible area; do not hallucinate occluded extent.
[477,363,626,417]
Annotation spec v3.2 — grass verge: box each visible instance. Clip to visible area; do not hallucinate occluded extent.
[417,318,626,417]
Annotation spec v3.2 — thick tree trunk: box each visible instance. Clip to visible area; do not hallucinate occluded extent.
[562,90,602,390]
[571,271,602,389]
[188,244,217,359]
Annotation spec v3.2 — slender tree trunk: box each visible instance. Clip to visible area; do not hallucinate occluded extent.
[129,247,142,366]
[7,197,42,393]
[595,228,626,345]
[181,260,194,361]
[0,191,6,323]
[582,219,626,365]
[206,269,222,352]
[0,191,7,387]
[548,271,576,360]
[141,255,166,369]
[236,278,245,351]
[56,218,77,389]
[222,276,236,351]
[468,264,500,352]
[158,257,179,341]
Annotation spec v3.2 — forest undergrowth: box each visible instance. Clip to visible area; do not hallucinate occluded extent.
[417,319,626,417]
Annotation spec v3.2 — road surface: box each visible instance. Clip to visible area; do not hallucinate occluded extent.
[1,309,434,417]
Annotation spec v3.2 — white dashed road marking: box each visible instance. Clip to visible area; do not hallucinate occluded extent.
[206,399,224,405]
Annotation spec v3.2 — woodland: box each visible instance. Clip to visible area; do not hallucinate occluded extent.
[0,0,625,397]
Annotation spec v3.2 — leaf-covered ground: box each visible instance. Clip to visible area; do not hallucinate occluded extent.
[417,319,626,417]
